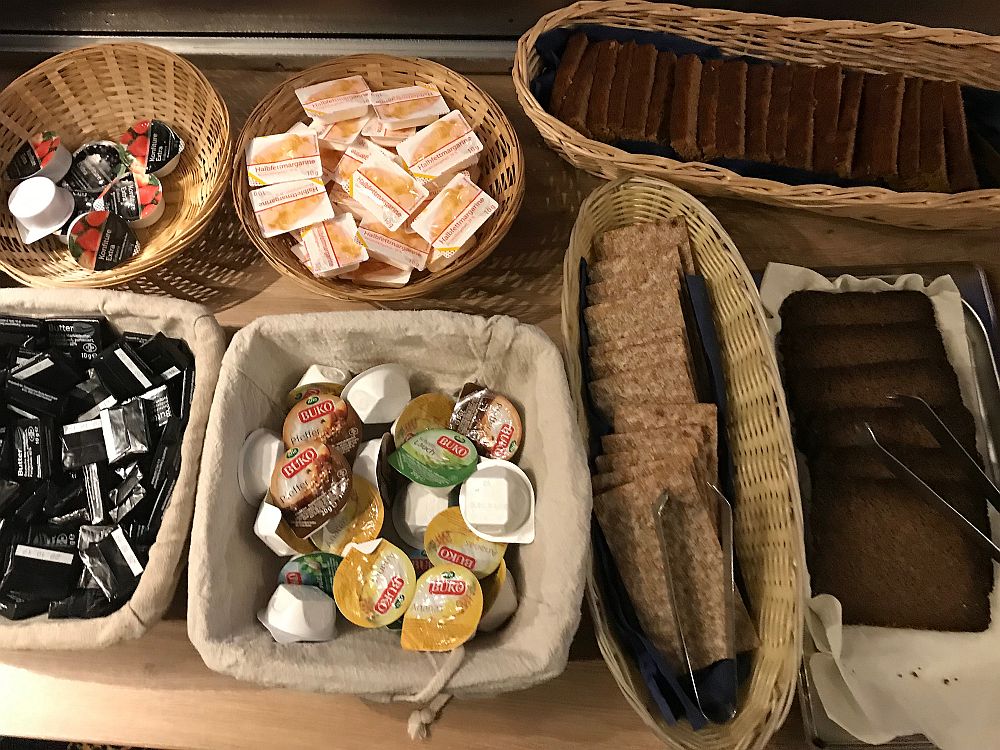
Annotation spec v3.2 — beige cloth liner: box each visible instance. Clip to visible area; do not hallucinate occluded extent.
[0,289,225,649]
[187,311,591,708]
[760,263,1000,750]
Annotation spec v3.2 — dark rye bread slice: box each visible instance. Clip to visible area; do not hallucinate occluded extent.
[550,31,590,115]
[853,72,905,181]
[807,477,992,631]
[778,290,936,330]
[644,50,677,143]
[558,42,601,136]
[943,80,980,192]
[785,64,818,169]
[803,403,978,455]
[779,321,949,370]
[811,446,974,483]
[604,41,637,142]
[585,40,621,141]
[697,59,723,160]
[715,59,748,159]
[897,78,923,190]
[812,64,843,175]
[832,70,864,178]
[623,43,659,141]
[746,64,773,162]
[917,79,950,192]
[670,54,702,159]
[766,64,794,164]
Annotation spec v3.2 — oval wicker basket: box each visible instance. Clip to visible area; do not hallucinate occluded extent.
[562,176,806,749]
[515,1,1000,230]
[232,54,525,302]
[0,43,231,287]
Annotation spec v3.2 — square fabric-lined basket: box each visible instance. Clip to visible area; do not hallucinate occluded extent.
[188,310,591,699]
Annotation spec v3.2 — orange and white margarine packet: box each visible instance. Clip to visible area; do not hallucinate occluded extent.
[361,118,417,147]
[345,260,412,288]
[246,131,323,186]
[396,111,483,181]
[299,213,369,277]
[310,114,371,151]
[316,476,385,556]
[371,85,449,129]
[424,506,506,578]
[400,564,483,652]
[358,216,431,270]
[295,75,371,123]
[333,139,402,194]
[350,150,429,231]
[327,182,376,223]
[427,235,476,273]
[287,122,339,182]
[291,242,313,273]
[410,172,496,251]
[333,538,416,628]
[249,178,335,238]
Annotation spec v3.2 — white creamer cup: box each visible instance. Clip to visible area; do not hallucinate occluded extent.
[341,363,411,424]
[479,568,518,632]
[254,501,301,557]
[257,583,337,643]
[238,428,285,506]
[8,176,74,244]
[297,363,351,388]
[392,482,453,550]
[352,438,381,488]
[459,458,535,544]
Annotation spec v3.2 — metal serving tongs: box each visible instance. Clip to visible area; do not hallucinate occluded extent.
[654,487,738,725]
[861,394,1000,564]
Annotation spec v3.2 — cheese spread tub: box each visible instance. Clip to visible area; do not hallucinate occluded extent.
[389,428,478,488]
[270,441,353,539]
[357,216,431,271]
[393,393,456,448]
[410,172,497,252]
[286,381,345,410]
[361,118,416,147]
[278,551,341,596]
[345,260,412,288]
[397,111,483,181]
[283,393,362,462]
[333,538,416,628]
[350,150,429,231]
[246,131,323,186]
[400,564,483,652]
[315,475,385,555]
[295,75,372,123]
[449,382,523,461]
[371,85,450,129]
[424,506,506,578]
[249,178,335,238]
[299,213,369,277]
[311,114,371,150]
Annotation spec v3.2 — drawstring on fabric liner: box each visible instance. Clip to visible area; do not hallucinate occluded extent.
[403,646,466,740]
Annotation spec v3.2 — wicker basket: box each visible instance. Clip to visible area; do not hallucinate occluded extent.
[0,43,232,286]
[515,1,1000,230]
[232,54,525,302]
[562,176,805,749]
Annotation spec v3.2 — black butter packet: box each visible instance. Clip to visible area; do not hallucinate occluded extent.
[100,399,151,465]
[81,463,112,524]
[12,420,57,480]
[0,592,49,620]
[13,481,48,525]
[0,315,46,343]
[166,366,196,427]
[43,474,85,519]
[138,384,173,432]
[49,587,124,619]
[107,463,145,524]
[137,333,193,383]
[61,418,107,469]
[94,340,157,400]
[5,378,68,420]
[79,525,144,601]
[0,479,21,517]
[10,349,82,392]
[25,522,80,551]
[67,375,116,421]
[0,543,79,601]
[122,331,152,347]
[46,317,106,365]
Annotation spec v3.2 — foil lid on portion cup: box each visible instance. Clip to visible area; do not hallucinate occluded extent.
[389,428,478,488]
[93,172,164,229]
[400,563,483,652]
[5,131,72,183]
[282,393,362,463]
[332,538,416,628]
[68,210,140,272]
[424,506,506,579]
[314,475,384,556]
[269,441,353,540]
[278,551,341,596]
[63,141,126,194]
[392,393,456,449]
[449,383,523,461]
[119,119,185,177]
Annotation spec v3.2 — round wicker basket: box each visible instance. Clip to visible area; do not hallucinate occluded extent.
[562,176,806,749]
[515,0,1000,230]
[0,43,232,287]
[231,54,525,302]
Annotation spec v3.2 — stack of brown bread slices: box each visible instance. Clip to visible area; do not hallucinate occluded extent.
[550,32,979,191]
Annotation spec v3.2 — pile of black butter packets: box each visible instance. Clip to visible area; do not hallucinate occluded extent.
[0,315,194,621]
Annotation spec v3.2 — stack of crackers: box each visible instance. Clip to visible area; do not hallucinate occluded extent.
[585,217,756,673]
[549,32,979,192]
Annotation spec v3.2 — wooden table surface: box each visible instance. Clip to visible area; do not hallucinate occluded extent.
[1,62,996,750]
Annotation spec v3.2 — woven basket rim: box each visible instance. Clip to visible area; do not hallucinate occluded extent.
[0,42,232,288]
[231,53,525,302]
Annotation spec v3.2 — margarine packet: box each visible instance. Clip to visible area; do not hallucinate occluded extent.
[291,242,313,272]
[346,260,413,288]
[333,538,416,628]
[246,131,323,186]
[311,114,371,150]
[287,122,339,182]
[299,213,369,277]
[358,216,431,270]
[333,139,402,193]
[410,172,497,250]
[249,178,335,238]
[400,564,483,652]
[361,118,417,147]
[371,85,450,129]
[424,506,506,578]
[295,75,371,123]
[315,476,385,555]
[397,111,483,181]
[350,150,429,231]
[327,182,377,223]
[427,234,477,273]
